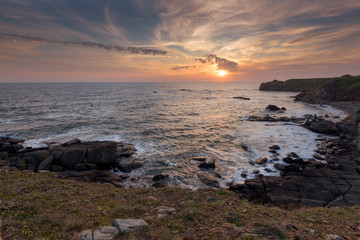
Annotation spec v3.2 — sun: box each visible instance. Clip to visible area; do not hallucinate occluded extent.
[217,70,227,77]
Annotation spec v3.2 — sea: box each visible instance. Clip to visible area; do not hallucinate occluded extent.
[0,82,347,189]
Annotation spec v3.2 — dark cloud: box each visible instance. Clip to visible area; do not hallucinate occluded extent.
[0,32,168,56]
[196,54,239,72]
[171,65,195,71]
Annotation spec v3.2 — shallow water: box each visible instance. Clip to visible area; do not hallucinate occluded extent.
[0,82,347,188]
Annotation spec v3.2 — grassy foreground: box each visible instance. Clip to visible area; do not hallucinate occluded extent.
[1,170,359,240]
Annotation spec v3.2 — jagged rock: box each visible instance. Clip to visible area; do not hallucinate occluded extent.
[117,143,136,157]
[152,174,169,182]
[309,120,339,134]
[37,155,54,171]
[113,219,149,233]
[61,148,86,167]
[117,157,133,172]
[198,161,215,168]
[197,173,220,188]
[132,158,144,169]
[255,157,268,165]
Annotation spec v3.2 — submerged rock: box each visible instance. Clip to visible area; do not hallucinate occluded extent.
[266,105,281,111]
[255,157,268,165]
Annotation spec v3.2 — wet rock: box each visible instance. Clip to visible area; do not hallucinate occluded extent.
[269,145,281,150]
[152,174,169,182]
[62,138,81,146]
[113,219,149,233]
[266,104,281,111]
[85,141,118,164]
[117,143,136,157]
[274,163,285,171]
[249,160,255,165]
[268,149,277,153]
[287,152,299,158]
[255,157,268,165]
[0,152,8,159]
[37,155,54,171]
[197,173,220,188]
[233,96,250,100]
[282,157,293,163]
[132,159,144,169]
[241,171,247,178]
[252,169,260,174]
[309,120,339,134]
[198,161,215,168]
[117,157,133,172]
[313,153,324,160]
[61,148,86,166]
[264,168,273,173]
[191,156,206,161]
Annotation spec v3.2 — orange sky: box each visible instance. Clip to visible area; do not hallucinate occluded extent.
[1,0,360,82]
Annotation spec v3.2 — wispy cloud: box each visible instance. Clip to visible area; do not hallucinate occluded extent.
[196,54,239,72]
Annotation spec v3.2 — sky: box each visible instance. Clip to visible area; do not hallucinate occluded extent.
[1,0,360,82]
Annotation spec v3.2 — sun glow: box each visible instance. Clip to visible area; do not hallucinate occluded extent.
[217,70,227,77]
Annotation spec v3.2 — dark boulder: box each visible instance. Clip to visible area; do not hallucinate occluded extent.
[86,141,117,164]
[0,152,8,159]
[198,161,216,168]
[73,163,88,171]
[269,145,281,150]
[0,145,17,154]
[152,174,169,182]
[197,173,220,188]
[24,150,50,164]
[255,157,268,165]
[309,120,339,134]
[336,121,357,136]
[60,148,86,167]
[266,105,281,111]
[37,155,54,171]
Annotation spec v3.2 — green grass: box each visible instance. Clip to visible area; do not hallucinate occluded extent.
[0,170,359,239]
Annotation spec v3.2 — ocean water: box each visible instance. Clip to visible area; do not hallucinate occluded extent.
[0,82,347,188]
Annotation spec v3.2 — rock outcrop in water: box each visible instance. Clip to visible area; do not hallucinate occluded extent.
[0,137,143,187]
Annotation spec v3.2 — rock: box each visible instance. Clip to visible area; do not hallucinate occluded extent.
[241,171,247,178]
[78,230,93,240]
[266,104,281,111]
[0,152,8,159]
[356,166,360,174]
[85,163,98,170]
[86,141,118,164]
[269,145,281,150]
[282,157,293,163]
[233,96,250,100]
[268,149,277,153]
[255,157,268,165]
[227,211,241,223]
[281,107,287,110]
[113,219,149,233]
[336,121,357,135]
[326,234,344,240]
[25,150,50,164]
[26,164,37,170]
[152,174,169,182]
[152,181,167,188]
[191,156,206,161]
[61,148,86,167]
[11,159,26,169]
[51,151,63,161]
[210,223,245,239]
[197,173,220,188]
[264,168,273,173]
[155,206,176,217]
[132,158,144,169]
[93,226,119,240]
[0,160,10,166]
[37,155,54,171]
[62,138,81,146]
[24,156,38,165]
[287,152,299,158]
[285,224,298,230]
[292,158,304,164]
[252,169,260,174]
[198,161,215,168]
[51,165,64,172]
[309,120,339,134]
[73,163,88,171]
[117,143,136,157]
[274,163,285,171]
[313,153,324,160]
[249,160,255,165]
[0,145,17,154]
[117,157,133,172]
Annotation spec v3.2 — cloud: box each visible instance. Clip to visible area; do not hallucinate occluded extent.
[171,65,195,71]
[0,32,168,56]
[196,54,239,72]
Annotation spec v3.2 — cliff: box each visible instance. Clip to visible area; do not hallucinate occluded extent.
[259,78,324,91]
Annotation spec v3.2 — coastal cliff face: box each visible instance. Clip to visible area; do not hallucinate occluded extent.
[259,79,323,91]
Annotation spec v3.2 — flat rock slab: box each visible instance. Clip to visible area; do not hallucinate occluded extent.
[113,219,149,233]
